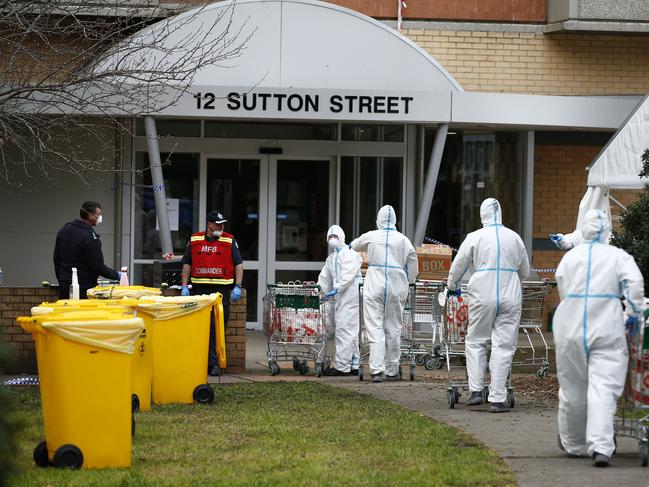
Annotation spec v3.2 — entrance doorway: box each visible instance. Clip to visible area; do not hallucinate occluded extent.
[206,155,335,329]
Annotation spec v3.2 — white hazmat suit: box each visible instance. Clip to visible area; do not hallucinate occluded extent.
[317,225,361,373]
[350,205,418,377]
[447,198,530,404]
[554,209,645,458]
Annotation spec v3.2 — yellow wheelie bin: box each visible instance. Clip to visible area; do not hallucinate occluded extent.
[134,294,221,405]
[32,299,154,413]
[17,310,144,469]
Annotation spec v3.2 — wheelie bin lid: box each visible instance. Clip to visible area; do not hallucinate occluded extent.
[87,285,161,299]
[133,293,218,320]
[31,299,135,316]
[17,311,144,354]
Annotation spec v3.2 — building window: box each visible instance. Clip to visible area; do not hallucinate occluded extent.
[134,152,200,261]
[340,156,403,237]
[204,121,337,140]
[341,124,404,142]
[135,119,201,137]
[425,130,522,248]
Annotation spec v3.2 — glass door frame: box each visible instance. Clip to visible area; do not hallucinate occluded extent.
[203,153,336,329]
[266,154,337,283]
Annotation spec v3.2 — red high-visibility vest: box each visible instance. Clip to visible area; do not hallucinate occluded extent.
[189,231,235,285]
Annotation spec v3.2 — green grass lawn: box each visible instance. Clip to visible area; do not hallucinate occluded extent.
[7,382,515,486]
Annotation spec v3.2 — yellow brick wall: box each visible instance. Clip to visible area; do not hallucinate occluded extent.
[404,30,649,95]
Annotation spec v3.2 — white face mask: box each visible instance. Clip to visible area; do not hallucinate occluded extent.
[328,237,339,248]
[212,229,223,238]
[96,215,103,224]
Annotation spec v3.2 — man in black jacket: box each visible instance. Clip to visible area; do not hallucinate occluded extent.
[53,201,121,299]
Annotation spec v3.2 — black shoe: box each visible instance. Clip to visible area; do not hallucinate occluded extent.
[489,402,511,413]
[466,391,483,406]
[592,452,609,467]
[371,373,382,383]
[349,369,359,376]
[323,368,350,377]
[385,374,401,381]
[208,365,221,377]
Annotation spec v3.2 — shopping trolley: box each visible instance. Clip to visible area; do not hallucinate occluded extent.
[263,282,332,377]
[411,280,446,370]
[357,282,414,381]
[441,283,514,409]
[615,309,649,466]
[511,280,552,377]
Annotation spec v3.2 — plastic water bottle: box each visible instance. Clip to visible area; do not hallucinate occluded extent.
[119,266,129,286]
[70,267,80,300]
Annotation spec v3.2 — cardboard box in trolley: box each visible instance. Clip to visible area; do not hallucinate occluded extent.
[416,244,452,280]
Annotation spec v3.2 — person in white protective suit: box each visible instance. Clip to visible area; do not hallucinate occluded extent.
[550,186,611,250]
[554,209,645,467]
[317,225,362,377]
[447,198,530,413]
[350,205,418,383]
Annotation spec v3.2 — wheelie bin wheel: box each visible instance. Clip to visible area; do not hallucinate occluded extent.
[132,394,140,413]
[33,441,51,468]
[53,444,83,469]
[193,384,215,404]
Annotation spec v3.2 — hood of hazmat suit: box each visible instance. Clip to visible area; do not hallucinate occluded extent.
[447,198,530,403]
[553,209,645,458]
[317,225,361,372]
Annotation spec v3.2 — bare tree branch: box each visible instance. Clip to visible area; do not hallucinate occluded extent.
[0,0,253,187]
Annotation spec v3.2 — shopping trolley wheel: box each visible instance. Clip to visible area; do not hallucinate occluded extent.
[639,441,649,467]
[52,444,83,469]
[269,362,280,376]
[453,387,461,403]
[33,441,51,468]
[447,388,456,409]
[292,357,300,371]
[433,345,442,358]
[132,394,140,413]
[435,358,444,369]
[482,386,489,403]
[398,366,403,380]
[416,355,426,366]
[536,367,549,378]
[359,366,364,382]
[193,384,215,404]
[409,366,415,381]
[507,389,515,409]
[424,358,435,370]
[299,361,310,375]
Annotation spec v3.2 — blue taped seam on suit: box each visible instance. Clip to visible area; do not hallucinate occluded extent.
[493,202,501,316]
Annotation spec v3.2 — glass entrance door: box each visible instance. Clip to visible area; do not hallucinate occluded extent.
[206,155,333,329]
[268,157,334,286]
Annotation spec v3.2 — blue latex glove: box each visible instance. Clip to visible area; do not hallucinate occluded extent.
[626,316,640,337]
[549,234,565,249]
[231,285,242,302]
[448,288,462,298]
[325,288,338,301]
[181,285,190,297]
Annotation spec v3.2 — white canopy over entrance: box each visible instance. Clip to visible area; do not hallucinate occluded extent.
[99,0,463,122]
[554,92,649,249]
[587,92,649,189]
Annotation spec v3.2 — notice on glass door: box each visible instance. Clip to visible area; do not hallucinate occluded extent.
[156,198,179,232]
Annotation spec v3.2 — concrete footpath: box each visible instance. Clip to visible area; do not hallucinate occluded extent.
[220,330,649,487]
